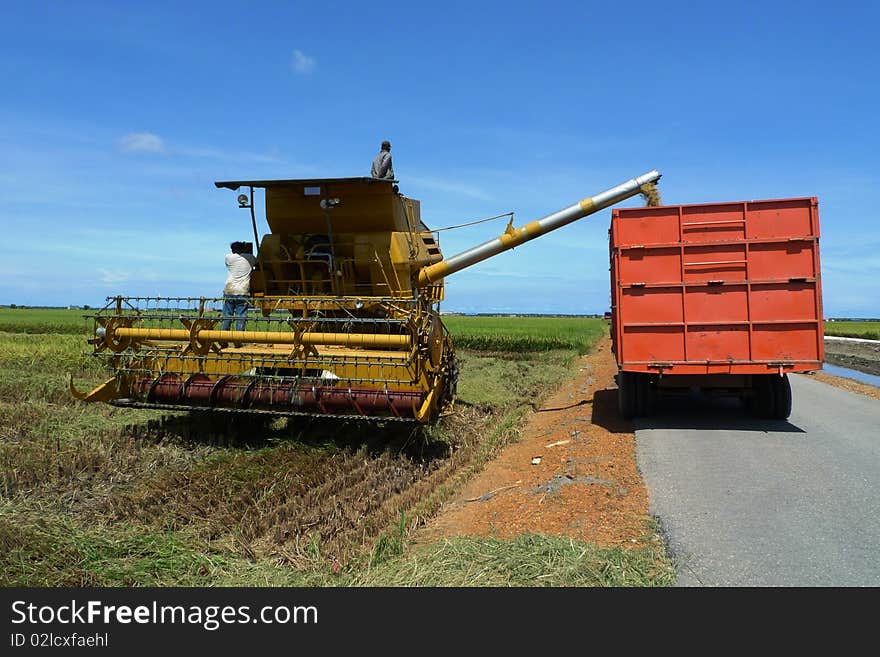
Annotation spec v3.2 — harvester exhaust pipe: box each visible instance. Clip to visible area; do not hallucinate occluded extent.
[418,169,661,286]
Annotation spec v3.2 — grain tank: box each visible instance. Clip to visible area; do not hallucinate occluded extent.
[71,170,660,423]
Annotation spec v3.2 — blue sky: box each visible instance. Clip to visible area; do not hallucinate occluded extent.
[1,0,878,315]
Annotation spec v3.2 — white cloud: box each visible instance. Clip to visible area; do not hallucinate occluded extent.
[114,133,285,169]
[291,49,316,74]
[406,174,494,201]
[119,132,165,153]
[97,268,130,285]
[175,145,281,164]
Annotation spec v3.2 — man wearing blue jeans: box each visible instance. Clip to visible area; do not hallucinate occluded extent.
[220,241,256,346]
[221,294,248,331]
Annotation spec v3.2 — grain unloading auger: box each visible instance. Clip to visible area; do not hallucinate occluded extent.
[71,170,660,422]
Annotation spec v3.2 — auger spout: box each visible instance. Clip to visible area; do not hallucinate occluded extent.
[417,169,661,286]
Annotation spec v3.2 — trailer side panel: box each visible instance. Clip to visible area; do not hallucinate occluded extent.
[610,197,823,375]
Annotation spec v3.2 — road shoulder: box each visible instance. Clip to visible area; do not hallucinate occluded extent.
[418,338,658,548]
[809,371,880,401]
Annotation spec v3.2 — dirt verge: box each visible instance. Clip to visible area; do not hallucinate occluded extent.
[824,338,880,377]
[815,337,880,400]
[809,372,880,401]
[418,337,654,548]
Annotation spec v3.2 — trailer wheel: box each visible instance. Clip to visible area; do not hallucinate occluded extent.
[617,372,636,419]
[771,374,792,420]
[635,374,655,417]
[618,373,653,419]
[748,375,776,418]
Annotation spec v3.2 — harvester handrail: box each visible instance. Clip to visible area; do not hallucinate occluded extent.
[85,313,409,326]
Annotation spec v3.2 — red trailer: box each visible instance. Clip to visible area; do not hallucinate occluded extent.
[610,197,823,419]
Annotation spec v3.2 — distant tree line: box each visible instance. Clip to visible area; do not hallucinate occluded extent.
[1,304,91,310]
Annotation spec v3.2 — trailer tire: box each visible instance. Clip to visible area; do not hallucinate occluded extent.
[618,373,654,418]
[771,374,792,420]
[632,374,643,417]
[748,375,776,418]
[635,374,655,417]
[618,372,636,419]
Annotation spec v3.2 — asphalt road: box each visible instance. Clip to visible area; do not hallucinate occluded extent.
[635,374,880,586]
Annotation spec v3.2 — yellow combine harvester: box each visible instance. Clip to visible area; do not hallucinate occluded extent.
[71,170,660,422]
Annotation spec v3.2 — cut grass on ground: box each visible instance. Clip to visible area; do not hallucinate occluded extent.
[0,504,673,587]
[0,310,673,586]
[0,503,267,587]
[350,534,674,587]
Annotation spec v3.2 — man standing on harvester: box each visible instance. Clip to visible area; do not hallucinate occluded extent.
[371,140,395,180]
[221,241,256,346]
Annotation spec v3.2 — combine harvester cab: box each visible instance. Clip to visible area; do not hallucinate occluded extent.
[72,170,660,423]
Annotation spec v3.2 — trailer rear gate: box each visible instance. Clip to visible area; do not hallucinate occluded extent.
[610,197,823,419]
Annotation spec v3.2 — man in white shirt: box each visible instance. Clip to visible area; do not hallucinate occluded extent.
[221,241,256,337]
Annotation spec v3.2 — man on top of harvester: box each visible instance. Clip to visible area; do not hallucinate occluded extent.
[220,241,256,345]
[371,140,395,180]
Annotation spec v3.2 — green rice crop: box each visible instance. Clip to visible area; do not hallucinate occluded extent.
[824,321,880,340]
[443,315,606,353]
[0,308,610,352]
[0,308,90,335]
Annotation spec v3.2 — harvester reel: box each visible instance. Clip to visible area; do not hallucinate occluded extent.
[426,314,445,370]
[287,339,319,363]
[97,316,133,353]
[181,318,219,356]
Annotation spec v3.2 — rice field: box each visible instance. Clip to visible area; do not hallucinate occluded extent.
[824,321,880,340]
[0,307,90,334]
[443,315,605,352]
[0,308,670,586]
